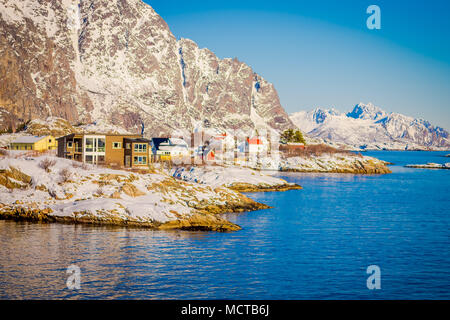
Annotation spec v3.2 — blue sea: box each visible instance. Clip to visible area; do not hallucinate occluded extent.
[0,151,449,299]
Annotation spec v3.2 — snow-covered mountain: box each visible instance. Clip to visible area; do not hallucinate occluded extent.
[0,0,294,136]
[290,103,450,150]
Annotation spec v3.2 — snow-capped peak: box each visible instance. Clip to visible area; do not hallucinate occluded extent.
[346,102,387,121]
[310,107,341,124]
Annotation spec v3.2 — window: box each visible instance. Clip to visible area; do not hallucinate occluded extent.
[98,138,105,152]
[85,137,105,152]
[134,143,147,153]
[49,139,52,143]
[98,155,105,163]
[85,155,93,164]
[85,138,94,152]
[112,142,122,149]
[67,142,73,148]
[133,156,147,165]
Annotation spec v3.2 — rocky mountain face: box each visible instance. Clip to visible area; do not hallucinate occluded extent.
[0,0,294,135]
[291,103,450,150]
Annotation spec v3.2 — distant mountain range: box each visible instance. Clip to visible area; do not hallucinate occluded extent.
[290,103,450,150]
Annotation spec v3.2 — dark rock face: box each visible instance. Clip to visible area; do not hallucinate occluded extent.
[0,3,85,131]
[0,0,295,135]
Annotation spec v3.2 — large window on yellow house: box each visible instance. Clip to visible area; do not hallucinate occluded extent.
[134,143,147,153]
[133,156,147,165]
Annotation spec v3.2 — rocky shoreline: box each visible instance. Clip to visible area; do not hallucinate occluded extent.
[0,187,272,232]
[0,156,286,232]
[405,163,450,170]
[0,152,392,232]
[228,182,302,193]
[280,167,392,174]
[0,205,244,232]
[280,157,392,174]
[0,193,271,232]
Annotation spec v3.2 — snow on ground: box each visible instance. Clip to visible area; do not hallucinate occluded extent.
[0,154,253,225]
[0,117,133,146]
[171,165,290,188]
[169,150,390,179]
[281,153,355,172]
[25,117,76,136]
[0,133,31,148]
[79,121,134,135]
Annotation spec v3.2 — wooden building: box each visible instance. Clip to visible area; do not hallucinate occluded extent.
[57,133,150,168]
[151,137,189,162]
[279,143,305,156]
[10,135,57,151]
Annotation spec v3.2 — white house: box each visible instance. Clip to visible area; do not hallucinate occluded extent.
[151,137,189,160]
[237,136,268,155]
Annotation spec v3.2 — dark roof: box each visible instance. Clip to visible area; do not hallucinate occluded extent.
[151,138,170,150]
[57,133,142,140]
[56,134,75,141]
[123,138,151,143]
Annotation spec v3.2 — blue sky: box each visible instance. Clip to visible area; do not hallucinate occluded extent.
[145,0,450,129]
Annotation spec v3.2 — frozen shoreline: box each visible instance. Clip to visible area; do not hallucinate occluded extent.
[0,154,296,231]
[405,163,450,170]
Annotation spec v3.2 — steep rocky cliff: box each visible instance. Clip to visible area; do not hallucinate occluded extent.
[0,0,294,135]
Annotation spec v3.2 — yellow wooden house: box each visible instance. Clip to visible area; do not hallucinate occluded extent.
[10,135,57,151]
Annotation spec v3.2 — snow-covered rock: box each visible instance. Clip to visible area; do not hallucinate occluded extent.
[171,165,299,190]
[0,154,279,231]
[0,0,294,136]
[279,153,391,174]
[405,163,450,169]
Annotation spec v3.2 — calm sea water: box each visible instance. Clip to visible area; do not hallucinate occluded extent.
[0,151,449,299]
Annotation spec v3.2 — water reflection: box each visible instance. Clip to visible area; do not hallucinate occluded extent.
[0,151,449,299]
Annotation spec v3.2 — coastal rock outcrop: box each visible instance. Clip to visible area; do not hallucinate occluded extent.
[405,163,450,170]
[0,155,295,231]
[279,153,392,174]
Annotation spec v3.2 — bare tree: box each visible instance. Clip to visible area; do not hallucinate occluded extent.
[39,158,56,172]
[59,168,72,183]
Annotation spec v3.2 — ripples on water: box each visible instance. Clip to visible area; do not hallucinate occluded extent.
[0,151,449,299]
